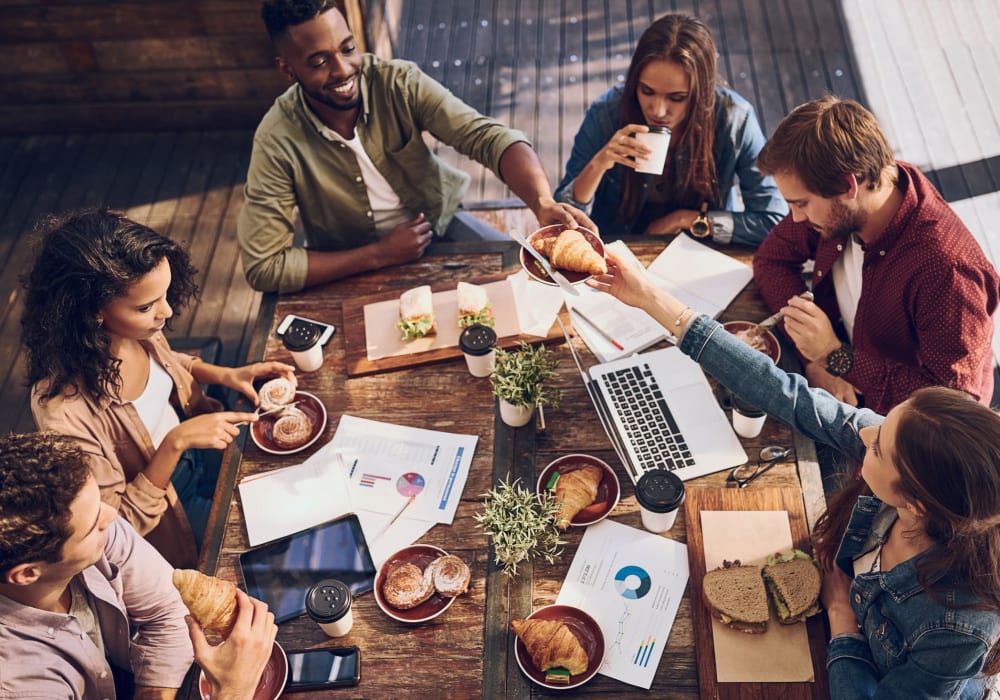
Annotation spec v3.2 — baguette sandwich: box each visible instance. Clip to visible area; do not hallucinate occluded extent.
[456,281,495,328]
[397,285,437,340]
[702,560,769,634]
[762,550,822,624]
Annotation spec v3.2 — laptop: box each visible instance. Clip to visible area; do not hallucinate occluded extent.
[559,318,747,484]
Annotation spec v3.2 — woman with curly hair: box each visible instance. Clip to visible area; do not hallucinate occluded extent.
[555,13,787,244]
[22,209,295,567]
[589,248,1000,698]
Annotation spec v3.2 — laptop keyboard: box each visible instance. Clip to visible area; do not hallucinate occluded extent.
[602,363,696,475]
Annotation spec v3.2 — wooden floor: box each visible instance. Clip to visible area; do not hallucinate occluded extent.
[1,0,997,434]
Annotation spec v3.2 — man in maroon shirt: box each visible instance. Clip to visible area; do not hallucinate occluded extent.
[753,97,999,414]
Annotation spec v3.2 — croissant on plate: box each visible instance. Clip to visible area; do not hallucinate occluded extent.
[552,465,602,529]
[533,230,607,275]
[511,618,590,675]
[172,569,239,639]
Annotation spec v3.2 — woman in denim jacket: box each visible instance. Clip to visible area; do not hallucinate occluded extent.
[589,248,1000,698]
[554,14,787,246]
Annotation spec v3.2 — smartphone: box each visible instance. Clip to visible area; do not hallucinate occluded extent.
[276,314,336,346]
[284,646,361,691]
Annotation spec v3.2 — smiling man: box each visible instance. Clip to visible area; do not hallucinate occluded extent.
[239,0,593,293]
[753,96,999,414]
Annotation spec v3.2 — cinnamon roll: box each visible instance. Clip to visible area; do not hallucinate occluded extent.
[430,555,471,597]
[271,406,313,449]
[258,377,296,411]
[382,562,436,610]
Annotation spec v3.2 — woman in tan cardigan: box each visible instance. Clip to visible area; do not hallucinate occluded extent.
[22,209,295,567]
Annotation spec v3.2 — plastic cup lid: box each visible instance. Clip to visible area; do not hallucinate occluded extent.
[282,324,322,352]
[305,579,352,623]
[458,324,497,356]
[732,394,765,417]
[635,470,685,513]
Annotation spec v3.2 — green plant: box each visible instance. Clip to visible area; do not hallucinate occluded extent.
[474,475,565,577]
[489,341,561,408]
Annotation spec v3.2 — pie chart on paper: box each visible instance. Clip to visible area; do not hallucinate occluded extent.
[396,472,426,497]
[614,565,652,600]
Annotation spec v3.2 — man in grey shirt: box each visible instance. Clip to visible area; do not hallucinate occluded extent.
[239,0,594,293]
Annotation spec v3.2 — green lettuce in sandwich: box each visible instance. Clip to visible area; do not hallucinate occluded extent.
[397,285,437,341]
[457,281,495,328]
[763,549,822,624]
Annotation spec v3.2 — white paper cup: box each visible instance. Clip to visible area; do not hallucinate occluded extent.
[289,343,324,372]
[732,396,766,438]
[282,325,324,372]
[306,579,354,638]
[458,324,497,378]
[634,127,671,175]
[635,470,685,533]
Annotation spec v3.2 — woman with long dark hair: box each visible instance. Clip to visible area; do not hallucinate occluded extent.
[22,209,295,567]
[588,248,1000,698]
[556,13,786,244]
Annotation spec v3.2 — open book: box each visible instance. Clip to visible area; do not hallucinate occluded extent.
[568,236,753,362]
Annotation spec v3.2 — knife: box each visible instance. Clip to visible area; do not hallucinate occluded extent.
[754,290,814,333]
[510,229,581,297]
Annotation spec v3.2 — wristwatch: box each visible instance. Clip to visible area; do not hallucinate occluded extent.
[825,343,854,377]
[691,202,711,238]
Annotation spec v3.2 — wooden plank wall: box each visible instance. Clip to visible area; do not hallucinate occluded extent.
[0,1,283,133]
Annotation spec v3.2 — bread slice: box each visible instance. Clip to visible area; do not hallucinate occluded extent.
[763,554,822,624]
[397,285,437,340]
[456,281,494,328]
[702,561,769,634]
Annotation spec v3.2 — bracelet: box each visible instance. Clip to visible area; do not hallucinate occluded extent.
[674,306,693,328]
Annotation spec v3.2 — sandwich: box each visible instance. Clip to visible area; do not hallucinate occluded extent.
[456,281,495,328]
[702,560,769,634]
[397,285,437,340]
[762,549,822,624]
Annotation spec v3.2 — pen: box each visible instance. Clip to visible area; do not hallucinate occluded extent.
[571,306,625,351]
[372,494,416,541]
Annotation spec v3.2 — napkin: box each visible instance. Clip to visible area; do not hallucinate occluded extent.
[508,269,566,336]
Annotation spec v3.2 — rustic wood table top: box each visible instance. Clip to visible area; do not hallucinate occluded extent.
[194,238,829,699]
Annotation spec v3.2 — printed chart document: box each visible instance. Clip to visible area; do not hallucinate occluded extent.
[556,520,689,689]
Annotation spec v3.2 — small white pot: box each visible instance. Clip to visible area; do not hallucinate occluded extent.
[498,399,535,427]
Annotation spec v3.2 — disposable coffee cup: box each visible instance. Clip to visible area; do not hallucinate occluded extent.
[306,579,353,638]
[282,324,324,372]
[458,324,497,378]
[635,470,685,533]
[634,126,671,175]
[732,395,766,438]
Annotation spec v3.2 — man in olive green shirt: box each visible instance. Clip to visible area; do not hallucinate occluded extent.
[240,0,593,293]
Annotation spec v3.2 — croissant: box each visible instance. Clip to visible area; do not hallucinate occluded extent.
[511,618,589,675]
[534,230,607,275]
[553,466,602,529]
[172,569,238,639]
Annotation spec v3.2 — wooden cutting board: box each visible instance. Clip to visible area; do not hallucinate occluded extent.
[342,273,563,376]
[684,487,830,699]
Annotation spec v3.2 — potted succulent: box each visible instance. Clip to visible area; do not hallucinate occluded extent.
[489,341,561,427]
[474,476,565,577]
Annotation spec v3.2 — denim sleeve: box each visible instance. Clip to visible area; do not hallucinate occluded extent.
[828,630,990,699]
[679,315,881,460]
[555,90,620,211]
[725,102,788,247]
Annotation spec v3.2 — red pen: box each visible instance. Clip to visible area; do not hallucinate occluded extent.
[571,307,625,351]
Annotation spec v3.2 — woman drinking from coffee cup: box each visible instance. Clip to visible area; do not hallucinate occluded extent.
[21,209,295,567]
[556,13,787,245]
[588,248,1000,698]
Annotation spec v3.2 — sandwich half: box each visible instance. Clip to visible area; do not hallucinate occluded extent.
[763,550,822,624]
[702,561,769,634]
[456,281,495,328]
[397,285,437,341]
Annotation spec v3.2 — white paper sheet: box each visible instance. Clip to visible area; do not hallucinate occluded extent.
[508,269,566,336]
[556,520,689,689]
[645,234,754,317]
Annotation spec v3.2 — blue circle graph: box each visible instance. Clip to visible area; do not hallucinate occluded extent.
[614,565,652,599]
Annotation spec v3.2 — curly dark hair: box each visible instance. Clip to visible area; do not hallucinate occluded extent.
[261,0,344,41]
[21,208,198,404]
[0,432,92,577]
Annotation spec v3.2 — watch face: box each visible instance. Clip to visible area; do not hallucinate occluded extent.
[826,345,854,376]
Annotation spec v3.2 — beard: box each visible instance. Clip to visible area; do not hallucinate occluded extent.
[815,198,865,241]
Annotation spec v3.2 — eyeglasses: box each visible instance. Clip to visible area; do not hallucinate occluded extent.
[727,445,791,488]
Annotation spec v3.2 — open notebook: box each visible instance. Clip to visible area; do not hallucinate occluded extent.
[568,236,753,362]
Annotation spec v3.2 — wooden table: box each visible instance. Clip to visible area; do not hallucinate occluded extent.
[197,239,829,699]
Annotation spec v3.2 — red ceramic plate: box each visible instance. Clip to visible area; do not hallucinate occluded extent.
[250,391,327,455]
[200,641,288,700]
[536,454,620,527]
[723,321,781,365]
[373,544,458,623]
[520,224,605,286]
[513,604,606,690]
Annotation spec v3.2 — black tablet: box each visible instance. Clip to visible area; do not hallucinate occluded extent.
[239,513,376,623]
